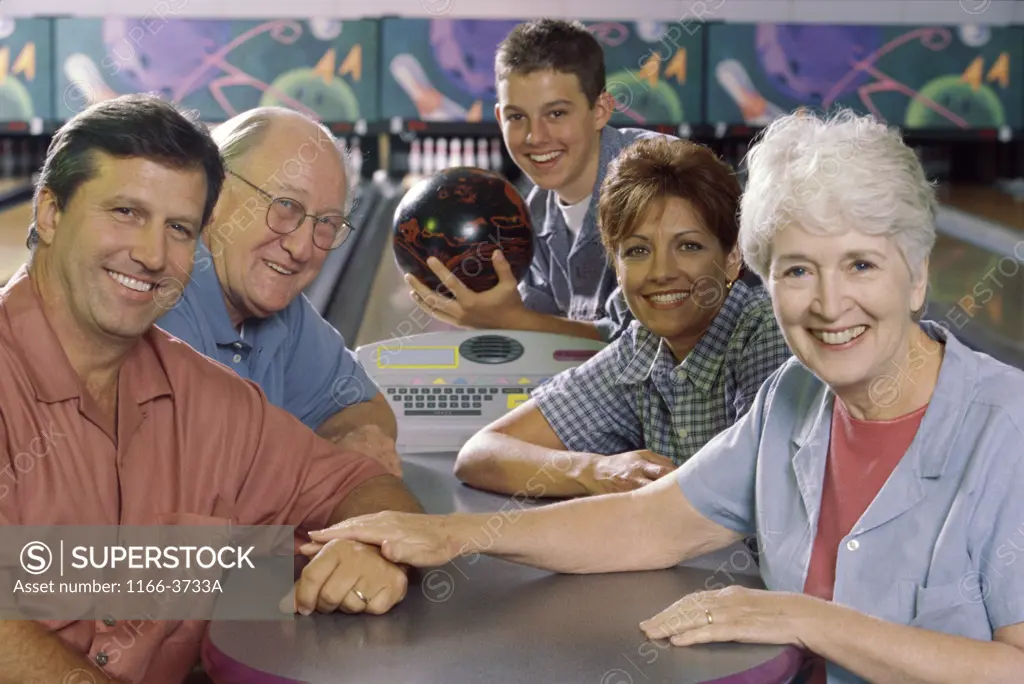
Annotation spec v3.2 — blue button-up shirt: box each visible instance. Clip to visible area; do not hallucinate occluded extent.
[156,241,378,431]
[676,320,1024,684]
[518,125,671,343]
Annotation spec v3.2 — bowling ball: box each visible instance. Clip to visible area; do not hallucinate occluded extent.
[261,68,360,120]
[756,24,882,105]
[393,167,534,296]
[905,75,1005,129]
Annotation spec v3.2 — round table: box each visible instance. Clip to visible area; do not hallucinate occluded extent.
[205,453,803,684]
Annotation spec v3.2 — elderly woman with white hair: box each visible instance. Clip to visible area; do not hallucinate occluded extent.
[303,109,1024,683]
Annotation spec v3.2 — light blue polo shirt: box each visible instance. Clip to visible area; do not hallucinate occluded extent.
[156,240,378,431]
[676,320,1024,684]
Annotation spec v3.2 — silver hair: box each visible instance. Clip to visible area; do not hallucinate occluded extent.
[739,109,937,297]
[211,107,356,213]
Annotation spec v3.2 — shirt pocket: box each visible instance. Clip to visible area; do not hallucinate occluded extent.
[902,578,991,641]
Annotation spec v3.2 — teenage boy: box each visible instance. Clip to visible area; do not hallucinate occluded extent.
[405,18,672,342]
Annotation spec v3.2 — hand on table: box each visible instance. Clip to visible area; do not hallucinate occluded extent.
[639,585,823,649]
[406,250,528,329]
[337,425,402,477]
[579,450,677,495]
[286,538,409,616]
[300,511,457,568]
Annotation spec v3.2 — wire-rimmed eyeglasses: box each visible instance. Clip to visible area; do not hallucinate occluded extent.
[228,170,353,251]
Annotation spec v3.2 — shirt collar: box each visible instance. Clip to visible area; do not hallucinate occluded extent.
[535,126,626,240]
[793,320,975,479]
[615,281,753,391]
[2,265,172,405]
[187,240,246,347]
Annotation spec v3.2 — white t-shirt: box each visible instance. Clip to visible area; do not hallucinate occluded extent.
[557,195,592,239]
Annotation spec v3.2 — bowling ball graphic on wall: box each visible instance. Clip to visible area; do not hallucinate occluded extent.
[393,168,535,296]
[102,18,232,99]
[904,75,1005,128]
[0,77,33,120]
[756,24,883,105]
[261,68,361,120]
[429,19,521,101]
[605,69,684,124]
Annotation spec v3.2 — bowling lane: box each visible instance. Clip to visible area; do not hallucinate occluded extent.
[0,188,34,286]
[938,184,1024,234]
[931,183,1024,370]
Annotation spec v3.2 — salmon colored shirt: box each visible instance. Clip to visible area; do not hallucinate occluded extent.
[803,399,927,683]
[0,266,389,684]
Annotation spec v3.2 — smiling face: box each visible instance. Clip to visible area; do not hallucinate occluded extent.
[33,152,207,345]
[616,197,741,357]
[206,119,347,328]
[767,222,929,395]
[495,69,612,204]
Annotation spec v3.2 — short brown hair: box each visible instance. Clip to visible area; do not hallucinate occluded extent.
[598,138,741,258]
[495,19,605,106]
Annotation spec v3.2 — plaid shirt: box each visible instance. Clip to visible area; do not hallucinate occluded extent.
[533,281,792,465]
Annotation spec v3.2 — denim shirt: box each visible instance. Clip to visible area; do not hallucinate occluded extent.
[517,126,671,342]
[156,240,378,430]
[676,320,1024,684]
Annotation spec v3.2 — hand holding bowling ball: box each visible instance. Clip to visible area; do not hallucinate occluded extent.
[393,167,536,329]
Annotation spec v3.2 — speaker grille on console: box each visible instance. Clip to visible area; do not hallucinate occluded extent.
[459,335,524,365]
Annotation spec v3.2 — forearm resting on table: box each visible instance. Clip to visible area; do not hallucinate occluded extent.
[806,603,1024,684]
[455,431,594,497]
[441,477,740,574]
[0,621,122,683]
[317,394,398,443]
[328,474,424,525]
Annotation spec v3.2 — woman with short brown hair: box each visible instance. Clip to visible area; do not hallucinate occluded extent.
[453,137,790,497]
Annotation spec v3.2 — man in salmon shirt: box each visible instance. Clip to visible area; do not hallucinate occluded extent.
[0,94,423,683]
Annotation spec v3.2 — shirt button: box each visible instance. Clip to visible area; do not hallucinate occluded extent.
[846,539,860,551]
[95,652,109,666]
[677,427,688,438]
[232,354,242,363]
[233,343,243,349]
[102,616,115,627]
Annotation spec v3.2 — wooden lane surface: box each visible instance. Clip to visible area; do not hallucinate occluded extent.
[0,177,34,196]
[0,199,32,286]
[937,184,1024,233]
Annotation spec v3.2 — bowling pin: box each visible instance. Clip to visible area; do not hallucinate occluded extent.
[409,138,423,177]
[390,54,470,122]
[436,138,448,171]
[462,138,475,167]
[350,137,363,178]
[715,60,785,127]
[477,138,490,170]
[489,139,503,175]
[64,53,119,107]
[423,138,435,175]
[449,138,462,169]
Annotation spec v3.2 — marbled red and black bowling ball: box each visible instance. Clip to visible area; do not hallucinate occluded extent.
[393,167,534,295]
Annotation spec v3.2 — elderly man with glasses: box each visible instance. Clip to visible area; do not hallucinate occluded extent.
[158,107,402,476]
